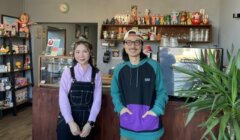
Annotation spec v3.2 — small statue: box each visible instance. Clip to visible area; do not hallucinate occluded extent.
[160,15,165,25]
[18,13,31,38]
[165,15,171,25]
[170,10,179,25]
[187,12,192,25]
[191,12,202,25]
[180,11,187,25]
[203,15,209,24]
[151,15,156,25]
[144,9,151,25]
[155,16,160,25]
[129,5,138,24]
[110,17,115,24]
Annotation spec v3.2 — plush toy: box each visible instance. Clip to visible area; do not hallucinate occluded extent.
[18,13,31,37]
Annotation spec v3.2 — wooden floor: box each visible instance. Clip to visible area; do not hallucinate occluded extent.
[0,106,32,140]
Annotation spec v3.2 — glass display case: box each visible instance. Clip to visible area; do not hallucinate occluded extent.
[38,55,73,87]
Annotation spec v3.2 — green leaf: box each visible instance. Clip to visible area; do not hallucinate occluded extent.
[218,114,230,140]
[185,107,197,126]
[236,49,240,69]
[201,118,219,139]
[233,119,240,140]
[209,130,217,140]
[232,67,237,104]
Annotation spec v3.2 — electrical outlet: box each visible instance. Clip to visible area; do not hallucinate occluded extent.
[233,13,240,18]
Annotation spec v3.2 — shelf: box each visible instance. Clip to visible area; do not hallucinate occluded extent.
[0,71,11,74]
[16,99,28,106]
[103,38,160,42]
[38,83,59,88]
[12,52,30,56]
[0,52,30,56]
[0,68,32,74]
[15,83,32,90]
[0,35,28,39]
[0,89,12,93]
[101,24,212,43]
[0,32,33,118]
[0,105,12,110]
[102,24,212,27]
[14,68,32,72]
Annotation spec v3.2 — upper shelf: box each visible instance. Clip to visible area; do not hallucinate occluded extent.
[101,24,212,27]
[100,24,212,43]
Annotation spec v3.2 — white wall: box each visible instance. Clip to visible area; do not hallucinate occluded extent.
[219,0,240,65]
[24,0,220,74]
[0,0,23,20]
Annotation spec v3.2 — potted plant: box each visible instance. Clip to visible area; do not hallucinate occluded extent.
[172,47,240,140]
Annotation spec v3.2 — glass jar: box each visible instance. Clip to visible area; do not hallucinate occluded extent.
[189,28,194,41]
[204,29,209,42]
[194,28,200,41]
[200,29,205,41]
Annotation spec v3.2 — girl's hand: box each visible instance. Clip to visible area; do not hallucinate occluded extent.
[80,123,92,137]
[68,121,81,136]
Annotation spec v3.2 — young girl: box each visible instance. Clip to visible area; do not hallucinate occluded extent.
[57,40,102,140]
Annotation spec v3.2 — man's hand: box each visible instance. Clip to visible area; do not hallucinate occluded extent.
[120,107,133,115]
[142,110,157,118]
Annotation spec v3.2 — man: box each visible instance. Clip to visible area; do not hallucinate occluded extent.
[111,29,168,140]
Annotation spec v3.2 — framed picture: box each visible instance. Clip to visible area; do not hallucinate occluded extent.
[1,15,19,32]
[75,24,81,39]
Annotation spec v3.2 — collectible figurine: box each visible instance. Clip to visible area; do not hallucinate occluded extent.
[144,9,151,25]
[203,15,209,24]
[180,11,188,25]
[155,15,160,25]
[191,12,202,25]
[18,13,31,37]
[160,15,165,25]
[187,12,192,25]
[129,5,138,24]
[152,15,156,25]
[165,15,171,25]
[171,10,179,25]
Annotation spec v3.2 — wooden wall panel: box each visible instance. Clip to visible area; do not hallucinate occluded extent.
[32,87,217,140]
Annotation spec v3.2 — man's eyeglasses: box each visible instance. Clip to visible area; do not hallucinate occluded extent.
[124,40,142,46]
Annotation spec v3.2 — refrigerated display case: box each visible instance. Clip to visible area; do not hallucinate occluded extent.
[38,55,73,87]
[159,47,223,97]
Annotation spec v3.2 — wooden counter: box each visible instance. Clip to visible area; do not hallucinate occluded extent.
[33,87,216,140]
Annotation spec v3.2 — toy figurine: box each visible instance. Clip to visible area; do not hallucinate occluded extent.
[160,15,165,25]
[203,15,209,24]
[144,9,151,25]
[171,10,179,25]
[187,12,192,25]
[155,15,160,25]
[180,11,187,25]
[129,5,138,24]
[165,15,171,25]
[191,12,202,25]
[152,15,156,25]
[18,13,31,37]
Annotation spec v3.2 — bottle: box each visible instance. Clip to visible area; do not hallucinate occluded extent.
[204,29,209,42]
[189,28,194,41]
[200,29,205,41]
[7,62,11,72]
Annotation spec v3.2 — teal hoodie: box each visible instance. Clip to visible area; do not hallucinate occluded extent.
[111,58,168,140]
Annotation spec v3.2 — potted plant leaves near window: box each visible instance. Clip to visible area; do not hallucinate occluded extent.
[172,47,240,140]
